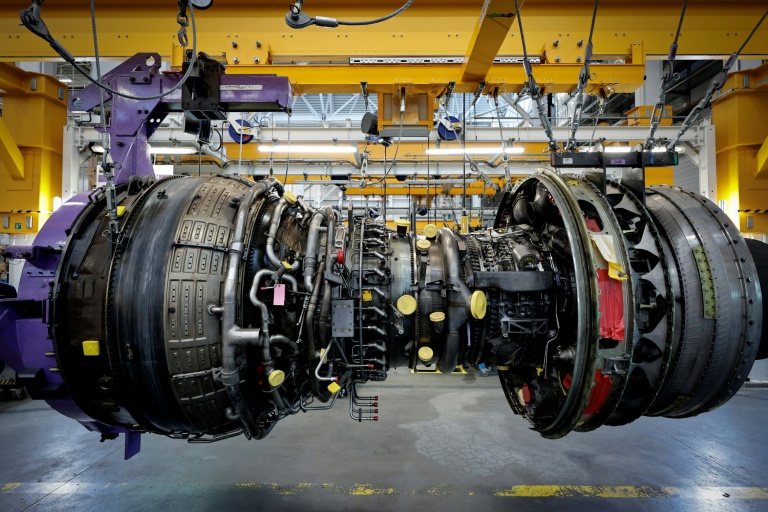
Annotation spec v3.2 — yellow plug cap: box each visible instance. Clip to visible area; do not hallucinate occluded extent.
[282,261,293,269]
[82,340,100,357]
[327,381,341,394]
[429,311,445,322]
[416,239,431,252]
[418,346,434,362]
[423,224,438,239]
[362,289,373,302]
[116,206,126,218]
[497,365,510,371]
[283,191,297,204]
[470,290,487,320]
[394,219,410,227]
[268,370,286,387]
[396,295,417,316]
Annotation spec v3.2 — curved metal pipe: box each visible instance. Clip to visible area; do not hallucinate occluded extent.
[318,207,336,348]
[305,260,326,361]
[266,197,301,272]
[270,334,300,354]
[219,178,282,438]
[436,227,472,372]
[303,211,327,292]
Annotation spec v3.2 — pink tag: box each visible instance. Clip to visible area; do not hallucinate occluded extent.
[273,283,286,306]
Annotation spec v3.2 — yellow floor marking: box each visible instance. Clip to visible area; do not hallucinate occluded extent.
[349,484,398,496]
[1,483,21,493]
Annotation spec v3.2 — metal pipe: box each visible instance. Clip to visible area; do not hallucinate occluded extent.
[318,207,336,348]
[218,178,282,439]
[305,260,326,360]
[269,334,300,354]
[303,211,326,292]
[266,197,300,272]
[436,227,472,372]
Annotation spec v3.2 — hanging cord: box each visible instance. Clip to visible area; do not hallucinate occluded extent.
[566,0,599,150]
[287,0,413,28]
[283,113,292,184]
[21,0,198,101]
[645,0,688,149]
[666,7,768,150]
[514,0,558,152]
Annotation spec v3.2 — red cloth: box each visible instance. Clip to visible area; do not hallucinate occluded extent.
[596,268,625,340]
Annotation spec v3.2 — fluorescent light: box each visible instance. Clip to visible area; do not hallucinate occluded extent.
[258,145,357,154]
[153,164,175,177]
[604,146,632,153]
[149,146,197,155]
[652,146,685,154]
[426,147,525,156]
[59,78,72,84]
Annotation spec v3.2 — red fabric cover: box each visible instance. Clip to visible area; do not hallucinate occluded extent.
[583,369,613,415]
[597,268,625,340]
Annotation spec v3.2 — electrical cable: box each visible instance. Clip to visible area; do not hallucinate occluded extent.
[336,0,413,26]
[365,110,404,186]
[39,2,199,102]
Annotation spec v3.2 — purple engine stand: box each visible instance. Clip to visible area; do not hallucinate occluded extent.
[0,53,292,459]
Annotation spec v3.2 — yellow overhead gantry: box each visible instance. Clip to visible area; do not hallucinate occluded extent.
[1,0,767,96]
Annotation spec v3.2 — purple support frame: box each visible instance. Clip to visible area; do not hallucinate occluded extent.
[0,53,293,459]
[69,53,292,184]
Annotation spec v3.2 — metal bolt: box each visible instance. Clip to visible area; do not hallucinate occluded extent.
[256,41,262,48]
[556,57,561,63]
[577,56,582,63]
[553,39,559,47]
[232,40,238,48]
[253,58,260,64]
[577,39,584,46]
[233,57,240,64]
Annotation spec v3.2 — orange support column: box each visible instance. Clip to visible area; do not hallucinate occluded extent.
[711,62,768,233]
[0,63,67,235]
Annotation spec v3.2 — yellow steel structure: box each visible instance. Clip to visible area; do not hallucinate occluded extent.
[461,0,522,83]
[0,63,68,234]
[711,61,768,233]
[1,1,767,95]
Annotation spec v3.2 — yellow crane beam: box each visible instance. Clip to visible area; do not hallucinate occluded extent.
[1,1,767,95]
[461,0,521,83]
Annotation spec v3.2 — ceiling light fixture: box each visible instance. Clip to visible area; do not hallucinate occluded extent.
[258,145,358,154]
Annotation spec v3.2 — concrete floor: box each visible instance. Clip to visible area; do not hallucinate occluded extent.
[0,369,766,512]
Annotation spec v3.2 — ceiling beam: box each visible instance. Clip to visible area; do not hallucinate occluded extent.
[461,0,520,82]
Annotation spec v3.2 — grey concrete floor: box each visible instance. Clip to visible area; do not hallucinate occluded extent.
[0,368,767,512]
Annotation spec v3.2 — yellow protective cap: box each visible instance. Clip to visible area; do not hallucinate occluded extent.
[397,294,417,316]
[423,224,438,238]
[268,370,286,387]
[362,289,373,302]
[418,346,434,362]
[394,219,410,227]
[416,239,431,252]
[282,261,293,269]
[470,290,487,320]
[283,191,297,204]
[497,365,510,371]
[116,206,126,218]
[82,340,100,357]
[429,311,445,323]
[327,381,341,394]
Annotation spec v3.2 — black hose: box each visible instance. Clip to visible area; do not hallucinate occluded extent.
[336,0,413,26]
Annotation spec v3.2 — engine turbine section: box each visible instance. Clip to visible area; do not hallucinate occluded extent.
[0,169,764,454]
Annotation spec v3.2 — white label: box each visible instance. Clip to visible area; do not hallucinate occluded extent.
[563,158,574,165]
[221,84,264,91]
